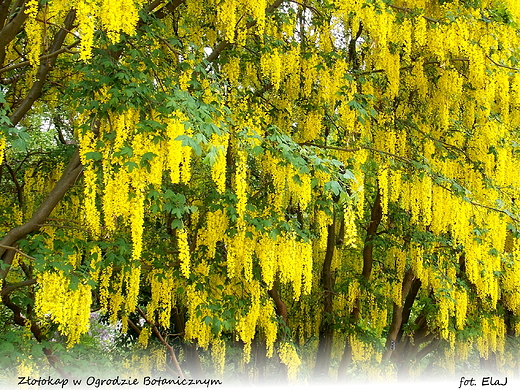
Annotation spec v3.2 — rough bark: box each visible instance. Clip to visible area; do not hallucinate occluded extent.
[0,0,28,56]
[0,150,82,280]
[9,9,76,125]
[313,216,336,378]
[394,310,432,379]
[2,292,71,379]
[172,305,203,378]
[383,269,415,361]
[268,279,288,324]
[396,277,422,343]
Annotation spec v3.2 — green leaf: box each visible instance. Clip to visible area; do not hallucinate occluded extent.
[140,152,156,165]
[85,151,103,161]
[114,145,133,158]
[324,180,342,196]
[124,161,138,172]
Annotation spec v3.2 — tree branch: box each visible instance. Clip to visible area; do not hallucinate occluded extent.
[383,269,415,361]
[205,0,284,64]
[0,0,28,52]
[300,142,412,164]
[4,161,22,205]
[0,244,34,260]
[0,150,82,280]
[0,277,36,296]
[486,54,520,72]
[0,39,80,75]
[268,279,288,324]
[9,9,76,126]
[136,307,184,379]
[388,5,440,23]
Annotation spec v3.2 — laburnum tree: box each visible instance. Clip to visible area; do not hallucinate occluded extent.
[1,0,520,383]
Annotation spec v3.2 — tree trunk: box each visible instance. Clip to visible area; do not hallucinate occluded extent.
[383,269,415,361]
[173,305,203,378]
[337,192,382,381]
[313,215,336,378]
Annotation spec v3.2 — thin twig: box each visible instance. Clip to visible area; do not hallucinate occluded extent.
[37,224,90,233]
[0,244,35,260]
[287,0,323,17]
[302,142,517,220]
[35,18,81,40]
[1,278,36,297]
[388,5,440,23]
[136,307,185,379]
[486,55,520,72]
[356,58,469,77]
[0,40,80,75]
[300,142,412,163]
[127,318,142,335]
[433,177,519,221]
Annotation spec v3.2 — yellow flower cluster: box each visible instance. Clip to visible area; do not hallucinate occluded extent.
[138,326,151,348]
[108,273,124,324]
[234,150,248,219]
[198,209,228,258]
[217,0,237,43]
[260,50,282,90]
[17,360,38,382]
[346,280,360,312]
[125,265,141,313]
[251,232,313,299]
[184,285,211,349]
[223,57,241,86]
[99,265,112,311]
[349,334,380,363]
[454,287,468,330]
[24,0,41,67]
[476,316,506,359]
[436,292,455,340]
[211,338,226,375]
[151,346,167,371]
[178,228,191,278]
[262,152,313,211]
[147,269,175,328]
[301,111,322,143]
[343,202,358,248]
[103,169,130,232]
[89,245,102,282]
[278,342,301,381]
[129,191,145,260]
[83,167,101,236]
[216,0,267,43]
[166,116,191,184]
[502,247,520,325]
[258,302,277,357]
[43,0,144,60]
[0,135,5,166]
[76,0,97,60]
[99,0,141,43]
[35,271,92,347]
[224,224,254,279]
[211,132,229,194]
[246,0,266,36]
[301,53,318,98]
[315,210,331,251]
[236,282,260,363]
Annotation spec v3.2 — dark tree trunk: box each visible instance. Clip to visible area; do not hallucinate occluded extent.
[314,215,337,378]
[383,269,415,361]
[172,305,203,378]
[337,192,382,381]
